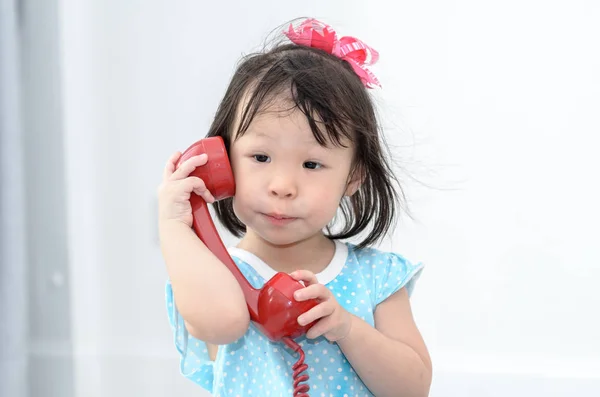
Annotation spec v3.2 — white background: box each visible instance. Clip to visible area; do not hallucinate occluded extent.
[27,0,600,395]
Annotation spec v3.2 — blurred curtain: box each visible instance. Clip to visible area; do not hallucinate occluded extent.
[0,0,29,396]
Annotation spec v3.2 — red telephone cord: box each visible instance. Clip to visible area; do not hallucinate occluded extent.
[282,337,311,397]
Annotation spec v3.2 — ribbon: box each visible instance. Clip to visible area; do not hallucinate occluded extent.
[284,18,381,89]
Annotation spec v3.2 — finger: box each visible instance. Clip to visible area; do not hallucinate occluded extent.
[196,189,215,204]
[171,154,208,181]
[182,177,216,204]
[162,152,182,181]
[193,184,215,203]
[290,269,319,286]
[305,316,333,339]
[170,154,208,181]
[294,283,330,302]
[181,176,206,194]
[297,301,334,327]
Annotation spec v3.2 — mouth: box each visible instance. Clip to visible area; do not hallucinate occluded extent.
[261,212,298,225]
[265,212,294,219]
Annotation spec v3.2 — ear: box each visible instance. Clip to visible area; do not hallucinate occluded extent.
[344,167,364,197]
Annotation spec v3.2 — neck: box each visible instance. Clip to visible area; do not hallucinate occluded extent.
[237,231,336,274]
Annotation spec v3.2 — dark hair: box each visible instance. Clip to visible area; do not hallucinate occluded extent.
[205,22,405,249]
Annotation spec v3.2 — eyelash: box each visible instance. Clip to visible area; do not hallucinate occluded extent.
[253,154,270,163]
[252,155,323,169]
[303,161,322,170]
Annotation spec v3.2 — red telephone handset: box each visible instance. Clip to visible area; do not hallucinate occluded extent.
[176,136,317,396]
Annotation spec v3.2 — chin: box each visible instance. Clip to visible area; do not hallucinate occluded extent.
[256,230,303,247]
[247,224,307,245]
[257,227,329,248]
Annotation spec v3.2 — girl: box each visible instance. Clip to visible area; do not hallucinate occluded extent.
[158,18,432,397]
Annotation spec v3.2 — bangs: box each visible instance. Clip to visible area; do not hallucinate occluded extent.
[233,48,362,148]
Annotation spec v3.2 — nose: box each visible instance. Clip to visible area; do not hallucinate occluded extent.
[268,171,297,199]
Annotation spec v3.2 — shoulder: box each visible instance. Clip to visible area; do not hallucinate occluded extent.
[345,243,422,275]
[345,243,424,304]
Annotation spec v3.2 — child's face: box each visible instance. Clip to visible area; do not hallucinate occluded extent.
[229,99,359,246]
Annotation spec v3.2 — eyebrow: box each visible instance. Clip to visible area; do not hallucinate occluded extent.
[252,131,274,139]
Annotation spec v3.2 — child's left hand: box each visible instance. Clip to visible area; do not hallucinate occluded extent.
[290,270,353,342]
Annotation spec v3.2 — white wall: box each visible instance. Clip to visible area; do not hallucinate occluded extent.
[54,0,600,396]
[17,0,75,396]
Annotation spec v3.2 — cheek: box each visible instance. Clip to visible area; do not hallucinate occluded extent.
[306,182,345,215]
[230,163,258,217]
[230,183,251,223]
[232,166,255,196]
[230,150,252,190]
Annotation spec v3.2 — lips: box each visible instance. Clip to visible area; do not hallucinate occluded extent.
[261,212,298,225]
[265,213,294,220]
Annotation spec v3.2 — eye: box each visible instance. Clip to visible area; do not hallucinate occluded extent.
[303,161,322,170]
[253,154,270,163]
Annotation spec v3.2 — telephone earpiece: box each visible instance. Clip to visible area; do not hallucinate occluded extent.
[175,136,319,342]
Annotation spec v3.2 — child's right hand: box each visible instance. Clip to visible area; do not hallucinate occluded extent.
[158,151,216,228]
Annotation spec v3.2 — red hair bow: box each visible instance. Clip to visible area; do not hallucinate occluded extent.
[284,18,381,89]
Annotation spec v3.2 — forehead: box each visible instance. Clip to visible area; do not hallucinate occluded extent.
[243,111,322,148]
[232,90,352,149]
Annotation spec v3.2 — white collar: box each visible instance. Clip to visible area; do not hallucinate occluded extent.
[227,240,348,285]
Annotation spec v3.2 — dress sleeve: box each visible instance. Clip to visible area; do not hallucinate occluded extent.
[373,252,424,305]
[165,281,215,393]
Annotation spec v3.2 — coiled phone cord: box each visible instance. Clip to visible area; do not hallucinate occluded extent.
[282,336,310,397]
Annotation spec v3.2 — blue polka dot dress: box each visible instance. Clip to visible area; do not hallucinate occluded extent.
[165,241,424,396]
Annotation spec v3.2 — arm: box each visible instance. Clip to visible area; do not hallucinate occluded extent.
[159,151,249,345]
[160,220,249,345]
[291,270,431,397]
[337,287,432,397]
